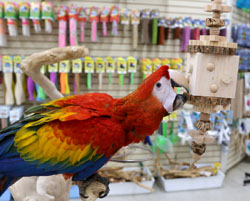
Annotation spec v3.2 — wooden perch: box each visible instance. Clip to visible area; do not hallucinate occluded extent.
[21,46,89,100]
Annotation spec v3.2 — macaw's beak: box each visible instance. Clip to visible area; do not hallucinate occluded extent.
[173,94,187,111]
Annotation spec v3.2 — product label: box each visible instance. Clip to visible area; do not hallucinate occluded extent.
[110,6,119,22]
[59,60,70,73]
[84,56,94,73]
[131,9,140,25]
[30,2,41,19]
[19,2,30,19]
[127,56,137,73]
[117,57,127,74]
[120,8,130,25]
[42,2,54,20]
[152,58,162,72]
[100,6,109,22]
[2,56,13,73]
[13,56,23,73]
[105,56,115,73]
[4,2,17,19]
[0,105,11,118]
[141,58,152,74]
[96,57,105,73]
[48,63,58,73]
[72,58,83,73]
[41,65,46,74]
[89,6,99,22]
[78,7,87,22]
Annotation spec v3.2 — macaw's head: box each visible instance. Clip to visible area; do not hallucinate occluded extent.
[135,65,187,114]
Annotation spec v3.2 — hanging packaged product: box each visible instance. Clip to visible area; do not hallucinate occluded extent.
[161,58,170,67]
[13,56,25,105]
[110,6,119,36]
[42,2,54,33]
[127,56,137,85]
[78,7,88,42]
[150,9,160,44]
[19,2,30,36]
[117,57,127,86]
[59,60,70,95]
[72,58,83,94]
[200,20,207,35]
[30,2,41,33]
[4,2,18,36]
[141,58,152,80]
[165,19,171,41]
[180,17,192,52]
[84,56,94,89]
[170,58,183,71]
[2,56,14,105]
[0,105,11,129]
[89,6,99,42]
[152,58,162,72]
[120,8,130,34]
[131,9,140,49]
[69,4,78,46]
[105,56,115,85]
[173,18,182,40]
[9,106,24,124]
[158,17,166,45]
[58,6,68,47]
[141,9,150,44]
[35,65,47,102]
[191,19,200,40]
[96,57,105,89]
[48,63,58,86]
[0,3,7,46]
[100,6,109,37]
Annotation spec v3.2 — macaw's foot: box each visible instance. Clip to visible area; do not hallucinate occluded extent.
[78,174,110,200]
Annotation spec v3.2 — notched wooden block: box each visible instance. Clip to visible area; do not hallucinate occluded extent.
[188,53,239,99]
[205,4,232,13]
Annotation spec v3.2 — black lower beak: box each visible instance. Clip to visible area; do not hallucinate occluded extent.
[173,94,187,111]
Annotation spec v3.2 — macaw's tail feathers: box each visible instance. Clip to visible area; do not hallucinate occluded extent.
[0,175,16,197]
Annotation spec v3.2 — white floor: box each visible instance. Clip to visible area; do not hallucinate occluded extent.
[72,161,250,201]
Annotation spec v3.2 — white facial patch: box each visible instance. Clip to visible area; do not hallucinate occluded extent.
[152,77,177,113]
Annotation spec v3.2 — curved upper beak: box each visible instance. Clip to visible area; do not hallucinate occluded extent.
[169,70,189,93]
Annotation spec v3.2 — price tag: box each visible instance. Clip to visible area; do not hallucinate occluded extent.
[84,56,94,73]
[2,56,13,73]
[59,60,70,73]
[96,57,105,73]
[0,105,11,118]
[105,56,115,73]
[72,58,83,73]
[127,56,137,73]
[117,57,127,74]
[9,106,24,124]
[13,56,23,73]
[48,63,58,73]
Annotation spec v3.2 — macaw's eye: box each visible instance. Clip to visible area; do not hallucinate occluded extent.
[156,82,162,88]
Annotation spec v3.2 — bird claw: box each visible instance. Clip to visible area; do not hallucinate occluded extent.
[78,174,110,199]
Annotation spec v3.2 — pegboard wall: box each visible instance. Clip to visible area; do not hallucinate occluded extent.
[0,0,240,171]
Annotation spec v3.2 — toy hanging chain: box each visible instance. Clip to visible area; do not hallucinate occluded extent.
[42,2,54,33]
[141,9,150,44]
[185,0,238,167]
[100,6,109,37]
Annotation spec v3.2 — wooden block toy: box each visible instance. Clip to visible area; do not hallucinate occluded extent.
[188,53,239,99]
[185,0,239,167]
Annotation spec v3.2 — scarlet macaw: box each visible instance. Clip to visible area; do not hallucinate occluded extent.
[0,65,186,197]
